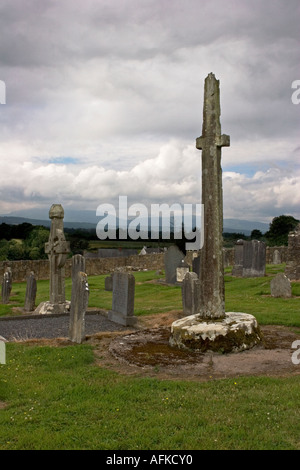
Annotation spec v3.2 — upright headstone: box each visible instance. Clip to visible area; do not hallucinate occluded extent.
[164,245,185,284]
[181,272,199,316]
[273,249,281,265]
[35,204,71,315]
[108,272,136,326]
[232,240,244,277]
[270,273,292,298]
[192,254,201,278]
[1,267,12,304]
[105,274,113,291]
[176,260,190,283]
[242,240,266,277]
[71,254,86,307]
[24,272,37,312]
[69,272,89,343]
[195,72,230,319]
[285,224,300,281]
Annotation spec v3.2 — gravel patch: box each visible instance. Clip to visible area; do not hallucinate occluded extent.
[0,312,129,341]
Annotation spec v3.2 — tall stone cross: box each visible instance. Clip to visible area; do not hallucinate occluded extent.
[45,204,70,307]
[196,73,230,319]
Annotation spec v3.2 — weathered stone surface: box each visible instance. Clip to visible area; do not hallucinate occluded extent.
[164,246,185,284]
[24,271,37,312]
[285,224,300,281]
[35,204,71,315]
[170,312,262,353]
[195,73,230,319]
[242,240,266,277]
[169,73,262,353]
[108,272,137,326]
[69,271,89,343]
[1,267,12,304]
[105,274,113,291]
[232,239,266,277]
[273,249,281,264]
[232,240,244,277]
[176,260,190,283]
[182,272,199,316]
[270,273,292,298]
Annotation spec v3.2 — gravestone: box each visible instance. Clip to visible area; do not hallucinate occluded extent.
[285,224,300,281]
[170,73,262,353]
[24,272,37,312]
[232,240,244,277]
[273,249,281,265]
[108,272,137,326]
[35,204,71,314]
[242,240,266,277]
[176,260,190,283]
[181,272,199,316]
[71,254,86,306]
[69,271,89,343]
[232,240,266,277]
[192,255,201,278]
[1,267,12,304]
[164,245,185,284]
[270,273,291,298]
[105,274,113,291]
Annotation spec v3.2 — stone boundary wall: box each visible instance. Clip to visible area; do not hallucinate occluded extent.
[0,246,288,282]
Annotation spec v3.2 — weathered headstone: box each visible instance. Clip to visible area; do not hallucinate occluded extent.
[176,260,190,283]
[270,273,292,298]
[71,254,86,306]
[192,254,201,278]
[273,249,281,265]
[232,240,244,277]
[285,224,300,281]
[232,240,266,277]
[181,272,199,316]
[170,73,262,353]
[35,204,71,314]
[164,245,185,284]
[108,272,136,326]
[24,272,37,312]
[69,272,89,343]
[105,274,113,291]
[242,240,266,277]
[1,267,12,304]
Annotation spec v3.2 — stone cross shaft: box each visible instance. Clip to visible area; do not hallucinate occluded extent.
[45,204,70,305]
[196,73,230,319]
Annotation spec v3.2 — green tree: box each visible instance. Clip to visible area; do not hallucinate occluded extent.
[250,229,263,240]
[24,227,50,259]
[265,215,299,246]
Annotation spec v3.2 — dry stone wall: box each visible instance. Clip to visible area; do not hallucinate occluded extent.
[0,246,288,283]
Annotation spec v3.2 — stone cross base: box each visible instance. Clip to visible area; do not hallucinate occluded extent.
[34,300,71,315]
[169,312,262,353]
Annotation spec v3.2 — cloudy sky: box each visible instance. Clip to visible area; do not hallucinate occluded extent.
[0,0,299,225]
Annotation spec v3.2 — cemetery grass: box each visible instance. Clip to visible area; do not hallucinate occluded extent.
[0,265,299,449]
[0,342,299,450]
[1,264,299,328]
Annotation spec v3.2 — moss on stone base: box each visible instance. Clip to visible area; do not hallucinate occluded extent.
[169,312,263,354]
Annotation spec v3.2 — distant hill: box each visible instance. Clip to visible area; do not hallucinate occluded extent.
[0,210,270,235]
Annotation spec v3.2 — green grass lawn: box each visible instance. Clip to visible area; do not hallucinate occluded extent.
[0,264,299,450]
